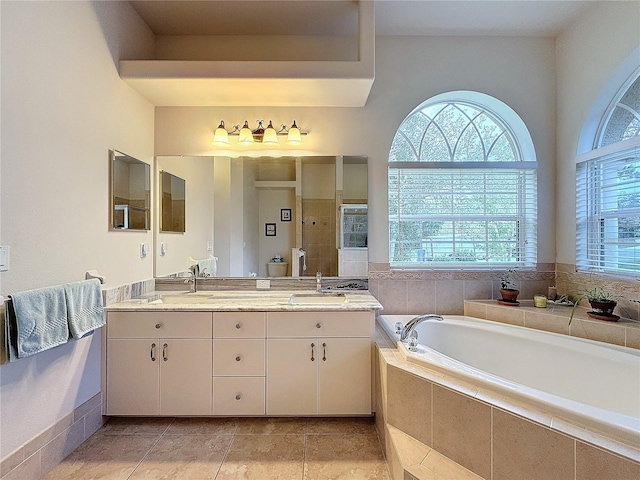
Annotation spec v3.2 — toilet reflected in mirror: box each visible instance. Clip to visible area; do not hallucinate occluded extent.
[267,262,288,277]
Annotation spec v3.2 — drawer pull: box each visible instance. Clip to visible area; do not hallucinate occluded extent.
[236,394,242,400]
[311,342,315,361]
[322,342,327,361]
[150,343,156,362]
[236,323,242,329]
[235,355,241,362]
[316,323,321,329]
[163,343,168,362]
[155,323,162,329]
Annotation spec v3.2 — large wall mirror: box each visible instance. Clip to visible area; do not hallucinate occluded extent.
[109,150,150,230]
[154,155,367,278]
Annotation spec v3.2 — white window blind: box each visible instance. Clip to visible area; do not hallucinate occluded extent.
[576,149,640,275]
[389,163,537,268]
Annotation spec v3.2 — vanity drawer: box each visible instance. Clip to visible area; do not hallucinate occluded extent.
[213,312,266,338]
[213,339,265,376]
[266,311,373,338]
[107,312,212,339]
[213,377,265,415]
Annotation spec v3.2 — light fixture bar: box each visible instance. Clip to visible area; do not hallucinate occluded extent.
[212,119,307,146]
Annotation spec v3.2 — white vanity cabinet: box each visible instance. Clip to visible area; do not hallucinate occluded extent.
[212,312,266,415]
[266,311,373,415]
[105,311,213,416]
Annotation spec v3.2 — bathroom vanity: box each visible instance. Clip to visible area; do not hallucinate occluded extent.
[103,291,382,417]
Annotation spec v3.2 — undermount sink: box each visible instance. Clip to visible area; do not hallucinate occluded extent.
[288,293,348,304]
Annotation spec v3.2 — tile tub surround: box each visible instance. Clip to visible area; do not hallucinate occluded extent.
[374,326,640,480]
[368,267,555,315]
[0,393,104,480]
[464,299,640,349]
[40,416,389,480]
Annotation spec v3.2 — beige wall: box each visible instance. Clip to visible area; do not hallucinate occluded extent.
[555,1,640,267]
[0,1,154,460]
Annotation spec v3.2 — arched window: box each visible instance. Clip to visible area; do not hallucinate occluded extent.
[576,68,640,276]
[388,91,537,268]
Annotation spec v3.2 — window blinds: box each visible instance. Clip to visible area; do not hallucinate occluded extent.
[576,149,640,276]
[389,163,537,268]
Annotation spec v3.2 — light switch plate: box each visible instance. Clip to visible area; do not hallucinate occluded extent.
[256,279,271,289]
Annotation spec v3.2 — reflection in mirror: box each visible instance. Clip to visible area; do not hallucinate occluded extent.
[160,171,186,233]
[109,150,150,230]
[154,156,367,278]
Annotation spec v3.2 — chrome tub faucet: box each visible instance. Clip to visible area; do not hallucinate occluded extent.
[400,314,444,343]
[316,271,322,292]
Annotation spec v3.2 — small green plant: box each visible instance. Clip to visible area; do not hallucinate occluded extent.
[569,287,621,324]
[500,268,517,290]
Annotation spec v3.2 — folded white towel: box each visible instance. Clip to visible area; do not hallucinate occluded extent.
[64,279,104,339]
[8,285,69,359]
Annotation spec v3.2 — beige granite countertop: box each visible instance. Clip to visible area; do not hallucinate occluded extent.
[105,290,383,312]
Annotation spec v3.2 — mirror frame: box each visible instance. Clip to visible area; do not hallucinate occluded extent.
[109,150,151,231]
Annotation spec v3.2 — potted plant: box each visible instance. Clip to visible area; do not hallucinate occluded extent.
[569,287,621,324]
[499,268,520,304]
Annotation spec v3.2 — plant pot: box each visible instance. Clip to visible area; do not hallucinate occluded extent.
[500,288,520,302]
[588,299,617,316]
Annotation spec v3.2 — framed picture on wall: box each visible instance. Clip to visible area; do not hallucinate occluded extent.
[265,223,276,236]
[281,208,291,222]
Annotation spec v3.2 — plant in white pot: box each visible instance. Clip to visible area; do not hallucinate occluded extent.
[499,268,520,304]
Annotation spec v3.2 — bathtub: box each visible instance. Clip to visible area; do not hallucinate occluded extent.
[378,314,640,445]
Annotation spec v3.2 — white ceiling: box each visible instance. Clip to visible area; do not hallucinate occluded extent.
[130,0,596,38]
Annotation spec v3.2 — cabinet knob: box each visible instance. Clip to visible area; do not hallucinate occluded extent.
[236,323,242,329]
[235,394,242,400]
[155,323,162,329]
[235,355,241,362]
[316,323,321,329]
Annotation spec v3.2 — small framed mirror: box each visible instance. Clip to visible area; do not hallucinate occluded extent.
[109,150,150,230]
[160,170,186,233]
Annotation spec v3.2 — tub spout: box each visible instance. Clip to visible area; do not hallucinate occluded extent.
[400,314,444,343]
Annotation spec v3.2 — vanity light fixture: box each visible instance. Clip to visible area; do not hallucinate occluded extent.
[212,120,307,146]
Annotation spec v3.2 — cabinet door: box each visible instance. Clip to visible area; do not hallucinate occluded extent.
[318,337,372,415]
[160,339,212,415]
[106,339,159,415]
[266,339,317,415]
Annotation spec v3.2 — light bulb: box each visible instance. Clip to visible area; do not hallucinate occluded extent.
[286,120,302,145]
[262,121,279,145]
[238,121,254,145]
[212,121,229,145]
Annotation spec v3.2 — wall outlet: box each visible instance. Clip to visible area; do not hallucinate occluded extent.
[140,242,150,259]
[256,279,271,289]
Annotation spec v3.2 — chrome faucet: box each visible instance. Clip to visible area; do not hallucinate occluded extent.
[184,265,198,293]
[400,314,444,342]
[316,271,322,292]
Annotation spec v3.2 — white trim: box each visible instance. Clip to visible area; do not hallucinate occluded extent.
[574,136,640,165]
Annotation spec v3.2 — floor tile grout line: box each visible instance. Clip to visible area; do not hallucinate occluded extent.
[213,420,239,480]
[124,426,170,480]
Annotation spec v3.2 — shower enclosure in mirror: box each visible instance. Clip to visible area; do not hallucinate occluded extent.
[154,155,367,278]
[109,150,150,231]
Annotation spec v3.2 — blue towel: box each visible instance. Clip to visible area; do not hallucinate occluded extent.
[9,285,69,358]
[64,279,104,339]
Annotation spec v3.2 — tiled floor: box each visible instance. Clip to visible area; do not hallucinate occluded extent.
[43,417,390,480]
